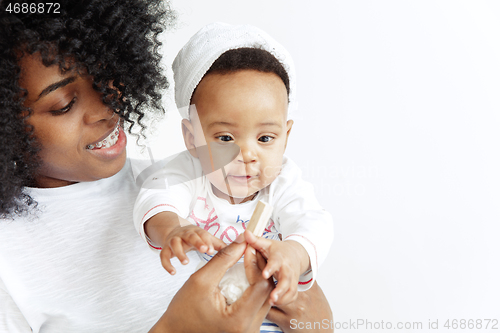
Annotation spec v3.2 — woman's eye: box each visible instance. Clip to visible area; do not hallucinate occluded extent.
[217,135,233,142]
[258,136,274,143]
[50,97,76,115]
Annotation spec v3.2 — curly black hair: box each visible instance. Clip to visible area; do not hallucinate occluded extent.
[0,0,175,217]
[203,47,290,98]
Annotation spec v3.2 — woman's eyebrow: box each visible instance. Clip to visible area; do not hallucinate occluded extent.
[37,76,77,101]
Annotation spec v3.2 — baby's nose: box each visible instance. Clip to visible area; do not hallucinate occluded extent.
[238,143,257,163]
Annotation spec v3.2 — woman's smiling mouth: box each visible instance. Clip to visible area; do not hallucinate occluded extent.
[85,120,127,160]
[86,121,120,150]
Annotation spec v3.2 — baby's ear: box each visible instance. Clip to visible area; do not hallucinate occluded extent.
[181,119,198,158]
[284,119,294,150]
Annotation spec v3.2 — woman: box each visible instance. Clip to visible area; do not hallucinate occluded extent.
[0,0,332,332]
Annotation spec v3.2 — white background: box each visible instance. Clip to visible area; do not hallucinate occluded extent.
[128,1,500,332]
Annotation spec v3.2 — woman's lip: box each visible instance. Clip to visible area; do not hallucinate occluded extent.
[86,126,127,160]
[87,119,120,147]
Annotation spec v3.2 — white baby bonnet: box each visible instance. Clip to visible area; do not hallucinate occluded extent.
[172,22,297,120]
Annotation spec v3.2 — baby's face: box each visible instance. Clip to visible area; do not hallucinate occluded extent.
[187,70,293,203]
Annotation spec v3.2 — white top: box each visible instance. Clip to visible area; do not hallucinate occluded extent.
[0,160,199,333]
[134,151,333,290]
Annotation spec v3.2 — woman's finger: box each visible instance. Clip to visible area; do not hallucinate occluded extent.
[230,266,273,328]
[197,240,247,284]
[211,237,227,251]
[244,230,272,259]
[243,246,262,285]
[266,306,288,330]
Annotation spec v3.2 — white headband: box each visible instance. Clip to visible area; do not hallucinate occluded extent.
[172,22,297,119]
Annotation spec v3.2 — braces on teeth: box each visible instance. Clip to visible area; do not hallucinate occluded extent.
[86,123,120,150]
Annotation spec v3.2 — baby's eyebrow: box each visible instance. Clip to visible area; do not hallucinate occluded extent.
[207,121,282,129]
[208,121,235,129]
[259,122,281,128]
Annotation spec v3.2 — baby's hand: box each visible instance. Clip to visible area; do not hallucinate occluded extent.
[244,230,310,306]
[160,225,226,275]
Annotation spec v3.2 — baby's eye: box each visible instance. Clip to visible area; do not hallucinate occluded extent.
[217,135,233,142]
[258,136,274,143]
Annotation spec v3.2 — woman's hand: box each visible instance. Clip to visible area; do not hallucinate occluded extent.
[150,239,274,333]
[267,282,333,333]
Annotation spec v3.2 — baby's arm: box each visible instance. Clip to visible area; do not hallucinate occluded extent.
[271,157,334,289]
[244,230,310,306]
[133,152,227,273]
[144,212,226,275]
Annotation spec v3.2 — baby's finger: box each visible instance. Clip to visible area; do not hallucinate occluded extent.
[186,232,208,253]
[270,272,291,305]
[262,256,282,279]
[274,283,298,306]
[160,248,176,275]
[198,232,225,254]
[170,237,190,265]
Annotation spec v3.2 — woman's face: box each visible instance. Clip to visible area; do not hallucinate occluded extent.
[19,53,127,188]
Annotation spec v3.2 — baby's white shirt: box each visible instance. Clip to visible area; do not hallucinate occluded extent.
[134,151,333,289]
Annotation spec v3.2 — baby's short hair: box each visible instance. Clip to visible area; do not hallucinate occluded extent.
[203,47,290,98]
[172,22,297,120]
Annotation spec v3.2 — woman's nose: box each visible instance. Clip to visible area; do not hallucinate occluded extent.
[84,106,115,124]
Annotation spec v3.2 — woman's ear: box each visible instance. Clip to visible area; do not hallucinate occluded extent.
[181,119,198,158]
[284,119,294,150]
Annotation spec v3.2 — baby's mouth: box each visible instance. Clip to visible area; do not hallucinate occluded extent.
[228,174,258,183]
[86,121,120,150]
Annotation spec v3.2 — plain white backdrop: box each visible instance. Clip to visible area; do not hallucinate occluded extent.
[128,1,500,332]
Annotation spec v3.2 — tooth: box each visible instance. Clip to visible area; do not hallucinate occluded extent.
[88,123,120,150]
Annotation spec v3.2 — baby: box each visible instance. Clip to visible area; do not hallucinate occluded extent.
[134,22,333,323]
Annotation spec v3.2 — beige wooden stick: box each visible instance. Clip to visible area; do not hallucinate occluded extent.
[246,201,273,237]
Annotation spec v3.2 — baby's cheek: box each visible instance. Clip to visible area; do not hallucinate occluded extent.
[262,164,282,182]
[206,169,225,186]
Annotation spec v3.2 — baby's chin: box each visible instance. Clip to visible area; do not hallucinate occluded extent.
[211,183,260,204]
